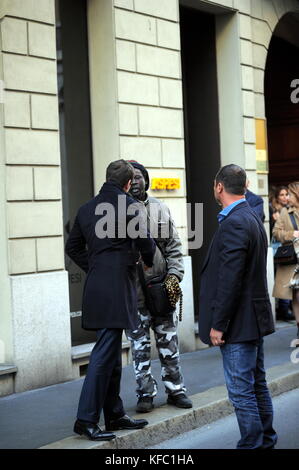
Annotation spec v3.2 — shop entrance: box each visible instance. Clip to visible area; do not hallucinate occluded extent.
[56,0,96,345]
[180,5,222,315]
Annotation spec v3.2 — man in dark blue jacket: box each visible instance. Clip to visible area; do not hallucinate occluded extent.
[66,160,155,441]
[199,164,277,449]
[245,185,265,222]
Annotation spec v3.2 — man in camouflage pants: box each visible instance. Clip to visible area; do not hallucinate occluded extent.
[126,161,192,412]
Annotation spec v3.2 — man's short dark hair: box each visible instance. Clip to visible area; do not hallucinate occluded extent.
[215,164,247,195]
[106,159,134,187]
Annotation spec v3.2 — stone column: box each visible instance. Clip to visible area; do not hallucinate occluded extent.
[0,0,72,392]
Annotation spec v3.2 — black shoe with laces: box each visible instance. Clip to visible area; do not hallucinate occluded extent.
[74,420,116,441]
[167,393,193,409]
[106,414,148,431]
[136,396,154,413]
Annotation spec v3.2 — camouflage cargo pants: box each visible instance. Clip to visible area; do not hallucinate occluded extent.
[126,308,186,398]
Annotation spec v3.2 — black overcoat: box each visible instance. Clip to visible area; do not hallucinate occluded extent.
[198,201,275,345]
[65,182,155,330]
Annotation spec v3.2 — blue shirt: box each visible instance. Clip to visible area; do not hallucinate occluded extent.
[217,199,246,224]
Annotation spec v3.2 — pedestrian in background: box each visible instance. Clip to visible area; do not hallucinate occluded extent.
[270,186,293,321]
[66,160,155,441]
[199,164,277,450]
[269,186,289,241]
[273,182,299,340]
[245,181,265,222]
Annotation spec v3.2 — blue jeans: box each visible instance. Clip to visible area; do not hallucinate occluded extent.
[220,339,278,449]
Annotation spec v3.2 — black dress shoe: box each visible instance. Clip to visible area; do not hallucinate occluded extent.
[106,414,148,431]
[74,420,116,441]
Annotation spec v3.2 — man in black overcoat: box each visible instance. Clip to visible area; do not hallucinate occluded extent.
[66,160,155,441]
[199,164,278,449]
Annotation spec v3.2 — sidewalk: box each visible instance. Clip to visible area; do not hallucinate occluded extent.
[0,324,298,449]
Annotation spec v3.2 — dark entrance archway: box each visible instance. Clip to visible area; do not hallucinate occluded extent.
[180,6,222,316]
[265,13,299,189]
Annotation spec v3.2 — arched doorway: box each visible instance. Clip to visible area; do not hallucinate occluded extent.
[265,13,299,189]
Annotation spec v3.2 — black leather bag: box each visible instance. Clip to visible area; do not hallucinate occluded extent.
[144,273,175,317]
[274,213,298,265]
[137,264,174,318]
[274,243,297,265]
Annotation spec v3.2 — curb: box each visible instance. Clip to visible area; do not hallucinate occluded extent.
[40,362,299,449]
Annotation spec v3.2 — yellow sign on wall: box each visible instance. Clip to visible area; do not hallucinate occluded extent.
[255,119,268,174]
[151,178,180,190]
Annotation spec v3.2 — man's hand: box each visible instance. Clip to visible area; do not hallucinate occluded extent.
[136,256,152,271]
[210,328,225,347]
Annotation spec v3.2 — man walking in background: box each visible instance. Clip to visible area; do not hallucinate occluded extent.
[126,161,192,413]
[66,160,155,441]
[199,164,277,449]
[245,180,265,222]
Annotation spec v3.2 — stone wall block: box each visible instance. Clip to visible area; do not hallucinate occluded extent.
[4,92,30,128]
[157,19,180,50]
[118,71,159,105]
[31,95,59,130]
[137,44,181,78]
[1,17,27,55]
[116,40,136,71]
[33,167,62,200]
[28,22,56,59]
[0,0,55,24]
[159,78,183,108]
[36,237,64,271]
[7,201,63,238]
[134,0,179,21]
[139,107,183,138]
[119,104,138,135]
[8,239,36,275]
[115,9,157,45]
[3,54,57,94]
[162,139,185,168]
[6,166,33,201]
[120,136,162,167]
[5,129,60,165]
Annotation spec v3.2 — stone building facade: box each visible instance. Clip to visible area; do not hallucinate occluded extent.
[0,0,299,396]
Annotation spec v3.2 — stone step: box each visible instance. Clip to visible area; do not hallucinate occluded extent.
[0,365,18,376]
[71,341,132,378]
[0,365,18,397]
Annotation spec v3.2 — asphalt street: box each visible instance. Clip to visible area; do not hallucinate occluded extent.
[149,388,299,449]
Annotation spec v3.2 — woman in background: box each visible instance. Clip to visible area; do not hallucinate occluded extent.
[270,186,293,321]
[273,182,299,337]
[269,186,289,239]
